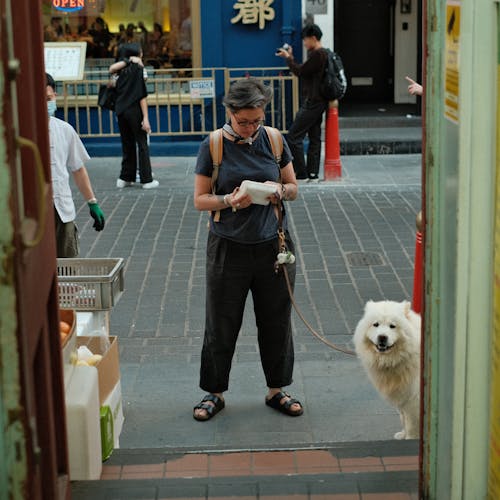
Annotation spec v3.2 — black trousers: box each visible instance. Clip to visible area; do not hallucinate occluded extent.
[117,103,153,184]
[286,99,328,179]
[200,232,296,393]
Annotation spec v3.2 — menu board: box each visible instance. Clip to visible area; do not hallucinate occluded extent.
[44,42,87,81]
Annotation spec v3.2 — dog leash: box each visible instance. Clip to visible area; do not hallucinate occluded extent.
[281,265,356,356]
[275,198,356,356]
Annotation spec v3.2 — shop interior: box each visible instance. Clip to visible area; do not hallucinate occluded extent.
[42,0,193,69]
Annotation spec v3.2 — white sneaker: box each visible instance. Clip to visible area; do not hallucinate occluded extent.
[142,179,159,189]
[116,179,133,188]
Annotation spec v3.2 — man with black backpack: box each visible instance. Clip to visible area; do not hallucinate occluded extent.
[277,23,346,182]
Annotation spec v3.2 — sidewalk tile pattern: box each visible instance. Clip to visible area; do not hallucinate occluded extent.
[74,442,418,498]
[71,155,421,498]
[101,449,418,480]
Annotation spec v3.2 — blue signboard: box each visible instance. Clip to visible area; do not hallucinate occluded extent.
[200,0,302,69]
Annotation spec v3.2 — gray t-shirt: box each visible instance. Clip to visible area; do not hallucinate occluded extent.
[195,128,293,244]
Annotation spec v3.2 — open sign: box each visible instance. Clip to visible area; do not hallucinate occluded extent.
[52,0,85,12]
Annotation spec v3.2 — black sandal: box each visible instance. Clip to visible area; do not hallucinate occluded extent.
[265,391,303,417]
[193,394,225,421]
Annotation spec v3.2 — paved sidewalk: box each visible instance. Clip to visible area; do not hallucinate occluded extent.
[72,440,419,499]
[75,154,422,450]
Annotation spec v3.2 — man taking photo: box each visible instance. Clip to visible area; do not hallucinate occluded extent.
[277,23,329,182]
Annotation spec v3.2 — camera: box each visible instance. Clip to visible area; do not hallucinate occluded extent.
[275,43,290,55]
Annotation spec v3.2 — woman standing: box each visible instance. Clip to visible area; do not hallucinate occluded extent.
[109,43,158,189]
[193,79,302,421]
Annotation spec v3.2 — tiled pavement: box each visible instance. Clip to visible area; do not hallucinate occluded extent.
[72,441,419,499]
[71,153,422,498]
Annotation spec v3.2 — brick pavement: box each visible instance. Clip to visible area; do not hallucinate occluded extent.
[74,154,421,449]
[72,440,418,499]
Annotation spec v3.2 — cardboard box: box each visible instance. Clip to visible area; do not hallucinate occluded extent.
[76,336,120,405]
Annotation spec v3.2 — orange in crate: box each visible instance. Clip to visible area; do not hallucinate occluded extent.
[59,309,76,348]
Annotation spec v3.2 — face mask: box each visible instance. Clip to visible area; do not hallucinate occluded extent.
[47,100,57,117]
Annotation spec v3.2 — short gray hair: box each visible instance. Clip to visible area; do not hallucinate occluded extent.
[223,78,273,112]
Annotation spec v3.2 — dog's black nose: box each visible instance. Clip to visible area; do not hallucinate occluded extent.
[377,335,388,346]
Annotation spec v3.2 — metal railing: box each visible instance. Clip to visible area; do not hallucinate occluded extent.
[57,67,299,138]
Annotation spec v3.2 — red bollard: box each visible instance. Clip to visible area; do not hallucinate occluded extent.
[324,100,342,180]
[412,211,423,314]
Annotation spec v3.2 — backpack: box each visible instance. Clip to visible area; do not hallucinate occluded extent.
[209,126,283,222]
[319,49,347,101]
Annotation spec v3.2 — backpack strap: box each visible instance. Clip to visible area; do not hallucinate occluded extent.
[263,126,286,229]
[209,128,224,194]
[264,126,283,166]
[209,129,224,222]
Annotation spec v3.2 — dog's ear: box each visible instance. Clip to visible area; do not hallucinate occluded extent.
[402,300,412,317]
[365,300,375,312]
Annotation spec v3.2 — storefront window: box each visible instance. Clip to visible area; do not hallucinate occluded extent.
[42,0,193,69]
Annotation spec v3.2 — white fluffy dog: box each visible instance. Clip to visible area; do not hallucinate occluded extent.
[353,300,421,439]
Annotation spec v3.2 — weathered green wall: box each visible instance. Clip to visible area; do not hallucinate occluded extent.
[0,59,26,499]
[424,0,497,498]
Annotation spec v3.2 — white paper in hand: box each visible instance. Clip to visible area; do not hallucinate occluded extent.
[238,180,277,206]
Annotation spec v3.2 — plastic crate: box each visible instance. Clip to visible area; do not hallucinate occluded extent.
[57,258,125,311]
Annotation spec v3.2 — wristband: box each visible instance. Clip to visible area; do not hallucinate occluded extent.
[223,194,230,207]
[87,197,97,204]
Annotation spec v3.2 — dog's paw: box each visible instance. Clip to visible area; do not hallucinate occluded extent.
[394,430,406,440]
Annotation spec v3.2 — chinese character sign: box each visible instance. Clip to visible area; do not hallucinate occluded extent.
[231,0,276,30]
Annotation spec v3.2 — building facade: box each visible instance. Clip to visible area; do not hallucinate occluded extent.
[41,0,421,106]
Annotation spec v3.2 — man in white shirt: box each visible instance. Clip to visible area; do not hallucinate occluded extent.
[46,73,105,257]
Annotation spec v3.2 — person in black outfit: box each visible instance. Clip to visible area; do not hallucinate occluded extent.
[109,43,159,189]
[192,79,303,421]
[89,17,112,58]
[277,24,328,181]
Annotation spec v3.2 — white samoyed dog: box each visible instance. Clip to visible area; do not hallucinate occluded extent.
[353,300,421,440]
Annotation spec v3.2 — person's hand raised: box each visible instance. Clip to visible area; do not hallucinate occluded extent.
[130,55,144,67]
[405,76,423,96]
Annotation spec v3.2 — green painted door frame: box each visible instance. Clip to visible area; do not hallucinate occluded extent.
[423,0,497,498]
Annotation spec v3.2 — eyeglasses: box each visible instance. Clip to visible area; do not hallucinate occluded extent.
[234,117,265,128]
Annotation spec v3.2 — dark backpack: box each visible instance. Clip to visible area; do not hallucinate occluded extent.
[319,49,347,101]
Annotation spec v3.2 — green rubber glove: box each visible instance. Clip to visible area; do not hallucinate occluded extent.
[88,201,105,231]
